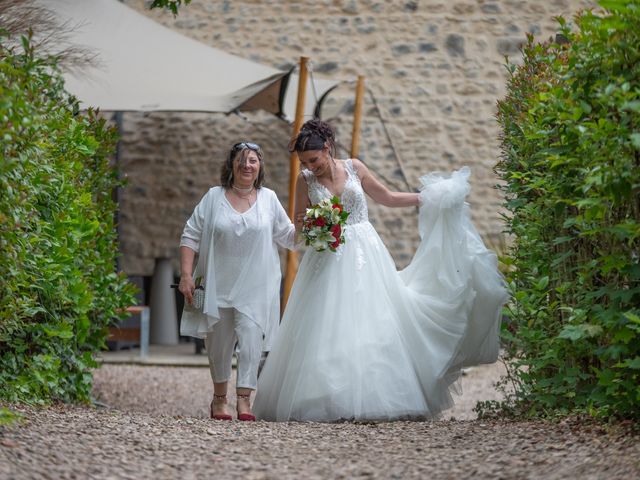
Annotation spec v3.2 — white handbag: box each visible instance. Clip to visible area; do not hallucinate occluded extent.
[192,286,205,311]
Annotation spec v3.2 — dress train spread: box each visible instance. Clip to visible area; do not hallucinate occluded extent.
[253,162,508,421]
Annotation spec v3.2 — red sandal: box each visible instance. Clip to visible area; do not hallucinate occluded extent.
[210,394,232,421]
[237,393,256,421]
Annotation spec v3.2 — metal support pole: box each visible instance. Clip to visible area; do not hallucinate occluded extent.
[113,111,123,272]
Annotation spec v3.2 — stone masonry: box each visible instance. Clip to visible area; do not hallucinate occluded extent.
[117,0,595,276]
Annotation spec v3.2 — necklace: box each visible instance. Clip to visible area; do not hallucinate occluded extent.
[232,184,254,196]
[230,185,255,209]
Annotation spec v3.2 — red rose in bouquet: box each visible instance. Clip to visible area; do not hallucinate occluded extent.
[330,224,342,249]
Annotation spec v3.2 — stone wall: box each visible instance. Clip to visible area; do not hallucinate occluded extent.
[118,0,594,276]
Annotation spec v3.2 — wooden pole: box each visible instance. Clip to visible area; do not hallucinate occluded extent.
[350,75,365,158]
[282,56,309,311]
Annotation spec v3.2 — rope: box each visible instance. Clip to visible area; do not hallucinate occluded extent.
[307,62,320,108]
[332,139,406,192]
[366,87,412,190]
[233,76,414,192]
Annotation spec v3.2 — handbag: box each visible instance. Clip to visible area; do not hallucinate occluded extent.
[170,278,205,312]
[191,285,205,310]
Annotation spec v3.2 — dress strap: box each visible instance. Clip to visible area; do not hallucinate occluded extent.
[301,169,313,185]
[345,158,359,175]
[344,159,361,183]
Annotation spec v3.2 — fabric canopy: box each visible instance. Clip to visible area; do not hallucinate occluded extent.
[35,0,340,121]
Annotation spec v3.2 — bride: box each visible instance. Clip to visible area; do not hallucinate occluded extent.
[253,119,508,422]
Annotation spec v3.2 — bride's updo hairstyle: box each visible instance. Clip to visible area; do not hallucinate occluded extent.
[289,118,337,158]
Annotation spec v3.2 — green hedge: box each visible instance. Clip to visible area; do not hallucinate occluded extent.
[494,0,640,419]
[0,35,136,403]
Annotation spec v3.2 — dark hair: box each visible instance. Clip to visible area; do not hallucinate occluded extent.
[288,118,336,157]
[220,142,265,189]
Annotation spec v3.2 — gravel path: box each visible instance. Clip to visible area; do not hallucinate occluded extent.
[89,361,509,420]
[1,362,638,479]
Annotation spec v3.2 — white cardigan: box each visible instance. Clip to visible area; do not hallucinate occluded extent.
[179,186,295,350]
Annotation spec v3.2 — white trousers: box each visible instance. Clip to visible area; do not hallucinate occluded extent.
[205,307,262,390]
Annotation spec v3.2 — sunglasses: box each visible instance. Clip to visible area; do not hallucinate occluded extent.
[233,142,261,152]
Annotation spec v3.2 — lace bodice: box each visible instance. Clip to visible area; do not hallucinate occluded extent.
[302,159,369,225]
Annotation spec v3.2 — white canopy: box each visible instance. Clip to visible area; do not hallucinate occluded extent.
[35,0,340,121]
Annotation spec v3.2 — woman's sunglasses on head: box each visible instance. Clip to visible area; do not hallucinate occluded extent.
[234,142,260,152]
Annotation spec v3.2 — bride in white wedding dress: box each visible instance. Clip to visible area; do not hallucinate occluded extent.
[253,119,508,422]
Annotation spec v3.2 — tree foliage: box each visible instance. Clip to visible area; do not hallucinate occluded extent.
[493,0,640,420]
[149,0,192,15]
[0,32,136,403]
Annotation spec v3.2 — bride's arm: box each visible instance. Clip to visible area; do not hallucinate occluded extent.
[294,172,311,234]
[353,159,420,208]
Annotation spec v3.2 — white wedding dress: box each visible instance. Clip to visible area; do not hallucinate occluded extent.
[253,160,508,422]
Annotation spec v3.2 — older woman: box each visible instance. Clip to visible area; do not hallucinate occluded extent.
[178,142,294,421]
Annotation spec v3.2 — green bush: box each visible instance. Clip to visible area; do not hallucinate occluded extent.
[150,0,192,15]
[0,34,136,403]
[494,0,640,420]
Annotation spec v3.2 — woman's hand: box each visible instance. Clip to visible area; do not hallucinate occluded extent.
[179,246,197,305]
[179,275,195,305]
[294,172,311,234]
[295,212,306,224]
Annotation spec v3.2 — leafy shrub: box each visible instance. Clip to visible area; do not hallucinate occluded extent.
[494,0,640,420]
[150,0,192,15]
[0,34,136,403]
[0,407,22,427]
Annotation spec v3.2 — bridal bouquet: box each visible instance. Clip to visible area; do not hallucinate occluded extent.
[301,196,349,252]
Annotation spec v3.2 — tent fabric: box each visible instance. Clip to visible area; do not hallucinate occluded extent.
[35,0,340,121]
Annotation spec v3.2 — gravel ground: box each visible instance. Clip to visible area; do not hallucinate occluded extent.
[89,362,509,420]
[1,362,638,479]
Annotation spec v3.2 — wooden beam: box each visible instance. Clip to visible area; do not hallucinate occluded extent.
[282,56,309,312]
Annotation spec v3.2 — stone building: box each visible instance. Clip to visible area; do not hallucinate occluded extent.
[117,0,595,278]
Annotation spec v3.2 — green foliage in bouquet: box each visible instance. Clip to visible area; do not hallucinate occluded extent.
[0,33,136,403]
[493,0,640,420]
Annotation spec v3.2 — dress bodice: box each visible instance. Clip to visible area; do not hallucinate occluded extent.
[302,159,369,225]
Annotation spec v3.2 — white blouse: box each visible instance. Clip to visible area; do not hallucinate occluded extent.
[179,187,295,349]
